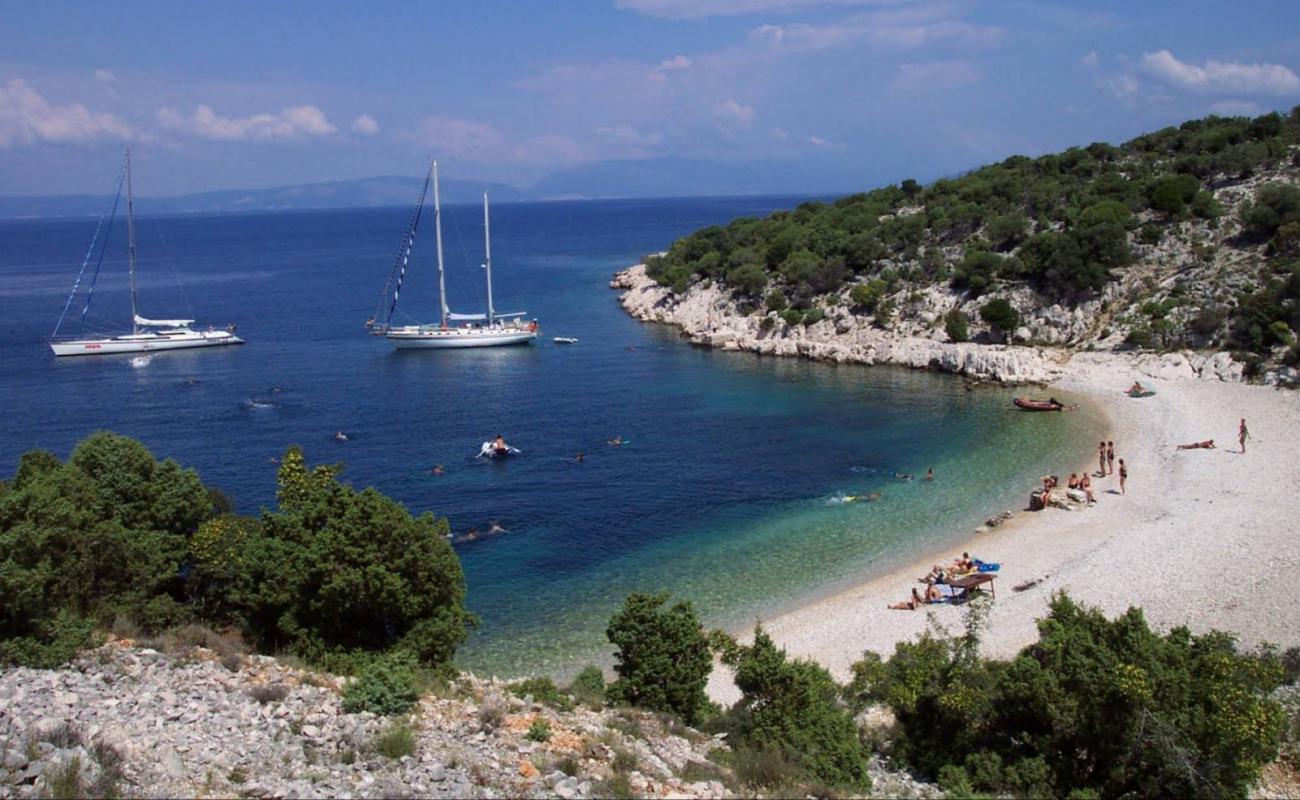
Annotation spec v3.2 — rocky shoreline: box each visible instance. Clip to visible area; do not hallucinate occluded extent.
[611,264,1249,385]
[0,641,940,800]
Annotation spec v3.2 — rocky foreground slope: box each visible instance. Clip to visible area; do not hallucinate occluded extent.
[0,642,938,800]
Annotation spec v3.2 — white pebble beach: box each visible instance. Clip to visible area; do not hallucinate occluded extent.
[709,353,1300,704]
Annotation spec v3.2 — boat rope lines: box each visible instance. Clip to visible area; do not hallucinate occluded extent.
[369,164,432,331]
[52,164,125,339]
[150,213,196,323]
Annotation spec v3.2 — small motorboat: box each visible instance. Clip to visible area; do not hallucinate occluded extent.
[1013,397,1064,411]
[553,337,578,344]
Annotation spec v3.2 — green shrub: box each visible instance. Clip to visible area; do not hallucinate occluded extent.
[781,308,804,327]
[801,308,825,326]
[371,722,416,759]
[342,653,424,715]
[862,593,1285,799]
[568,665,606,708]
[606,592,712,725]
[764,289,788,312]
[526,719,552,742]
[944,309,969,343]
[724,627,870,790]
[952,250,1003,296]
[849,279,887,312]
[979,298,1019,337]
[508,676,574,711]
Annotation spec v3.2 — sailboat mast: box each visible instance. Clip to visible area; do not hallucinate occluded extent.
[125,148,139,334]
[433,161,449,328]
[483,192,495,325]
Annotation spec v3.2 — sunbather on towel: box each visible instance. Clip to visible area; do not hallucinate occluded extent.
[1177,439,1216,450]
[888,587,925,611]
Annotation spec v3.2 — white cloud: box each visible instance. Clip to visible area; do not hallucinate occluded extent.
[617,0,894,19]
[0,79,134,147]
[93,69,116,85]
[655,55,692,72]
[1209,99,1264,116]
[1106,73,1139,99]
[893,60,980,90]
[412,115,505,159]
[157,103,337,141]
[713,98,756,129]
[1080,50,1099,70]
[1141,49,1300,95]
[751,18,1000,53]
[597,124,665,148]
[808,135,829,146]
[352,114,379,135]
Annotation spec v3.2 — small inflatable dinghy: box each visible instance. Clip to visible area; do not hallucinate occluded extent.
[554,337,578,344]
[479,442,521,459]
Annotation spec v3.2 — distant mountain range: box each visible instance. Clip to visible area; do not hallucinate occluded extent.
[0,158,864,219]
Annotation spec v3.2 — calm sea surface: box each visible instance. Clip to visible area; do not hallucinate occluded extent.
[0,197,1097,676]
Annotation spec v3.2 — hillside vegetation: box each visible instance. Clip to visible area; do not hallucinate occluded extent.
[645,108,1300,376]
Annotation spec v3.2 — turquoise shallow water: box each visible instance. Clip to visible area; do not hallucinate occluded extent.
[0,196,1097,677]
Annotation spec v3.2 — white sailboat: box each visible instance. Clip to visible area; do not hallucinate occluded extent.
[367,160,538,349]
[49,149,244,357]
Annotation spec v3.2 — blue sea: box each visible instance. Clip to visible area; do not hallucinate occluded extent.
[0,196,1097,677]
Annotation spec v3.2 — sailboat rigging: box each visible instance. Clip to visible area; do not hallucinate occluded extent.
[366,160,538,349]
[49,148,244,357]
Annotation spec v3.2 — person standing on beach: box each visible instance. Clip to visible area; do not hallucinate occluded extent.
[1098,441,1106,476]
[1106,441,1115,476]
[1239,418,1250,454]
[1118,459,1127,494]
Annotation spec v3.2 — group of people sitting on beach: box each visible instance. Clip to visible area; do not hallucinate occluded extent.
[1036,439,1124,509]
[889,552,999,610]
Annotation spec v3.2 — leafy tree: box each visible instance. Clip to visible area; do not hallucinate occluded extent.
[986,211,1029,251]
[725,627,870,790]
[980,298,1019,337]
[849,279,887,313]
[944,309,970,342]
[952,250,1003,296]
[606,592,712,724]
[852,593,1285,799]
[1243,183,1300,239]
[1148,173,1201,216]
[726,262,768,297]
[251,447,474,666]
[764,289,788,312]
[781,308,804,327]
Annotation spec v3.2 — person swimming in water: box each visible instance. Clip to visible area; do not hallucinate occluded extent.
[607,436,625,446]
[925,468,934,482]
[575,451,585,462]
[334,431,349,442]
[431,464,446,476]
[486,520,508,536]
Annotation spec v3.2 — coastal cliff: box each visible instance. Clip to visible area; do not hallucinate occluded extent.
[614,110,1300,385]
[612,263,1249,384]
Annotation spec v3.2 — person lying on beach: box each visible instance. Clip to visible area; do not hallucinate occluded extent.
[888,587,925,610]
[918,565,947,584]
[1177,440,1216,450]
[1128,381,1147,395]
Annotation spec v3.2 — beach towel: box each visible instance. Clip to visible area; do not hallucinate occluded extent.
[976,561,1000,573]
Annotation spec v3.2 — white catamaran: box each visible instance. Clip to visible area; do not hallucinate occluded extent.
[50,149,244,357]
[367,160,538,349]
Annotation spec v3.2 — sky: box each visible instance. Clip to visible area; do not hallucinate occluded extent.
[1,0,1298,197]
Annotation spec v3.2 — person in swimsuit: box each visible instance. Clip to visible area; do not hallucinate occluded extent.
[925,468,934,481]
[1177,440,1216,449]
[1080,473,1095,504]
[1239,418,1249,454]
[1067,473,1079,490]
[1106,441,1115,476]
[575,451,585,462]
[1118,459,1127,494]
[889,587,925,610]
[493,435,509,456]
[1098,441,1107,476]
[431,464,445,476]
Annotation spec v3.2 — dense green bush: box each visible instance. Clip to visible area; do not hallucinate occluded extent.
[1242,183,1300,239]
[979,298,1020,337]
[568,665,607,708]
[851,593,1285,799]
[606,592,712,724]
[342,652,425,715]
[509,676,574,711]
[723,627,870,790]
[849,279,887,312]
[764,289,788,312]
[952,250,1003,296]
[0,432,213,664]
[944,309,969,342]
[1,434,474,673]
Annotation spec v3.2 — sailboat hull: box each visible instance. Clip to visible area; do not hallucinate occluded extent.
[386,327,537,349]
[50,330,244,357]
